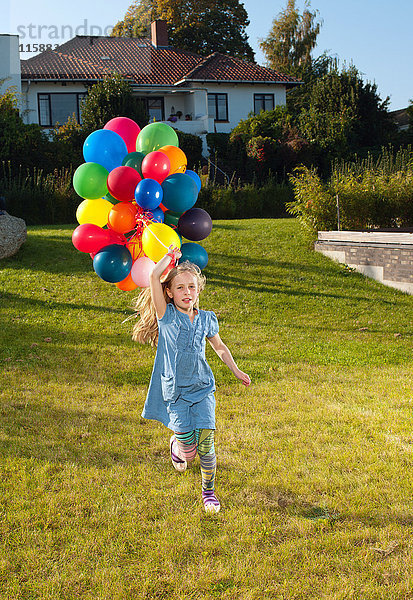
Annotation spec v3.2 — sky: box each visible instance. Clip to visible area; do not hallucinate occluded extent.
[2,0,412,110]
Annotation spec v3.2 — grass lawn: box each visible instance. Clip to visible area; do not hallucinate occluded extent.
[1,218,413,600]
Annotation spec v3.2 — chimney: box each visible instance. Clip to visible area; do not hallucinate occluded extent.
[151,20,169,48]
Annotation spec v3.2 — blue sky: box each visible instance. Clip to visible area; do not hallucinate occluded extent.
[3,0,412,110]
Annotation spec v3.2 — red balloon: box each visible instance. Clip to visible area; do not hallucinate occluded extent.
[141,151,171,184]
[104,117,141,154]
[72,224,112,253]
[107,230,127,245]
[107,166,141,202]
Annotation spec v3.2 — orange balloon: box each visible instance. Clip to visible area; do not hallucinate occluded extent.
[108,203,138,234]
[159,145,187,174]
[126,233,144,260]
[116,271,138,291]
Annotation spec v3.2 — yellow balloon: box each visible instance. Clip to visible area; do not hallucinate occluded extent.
[76,198,113,227]
[142,223,181,262]
[159,145,187,174]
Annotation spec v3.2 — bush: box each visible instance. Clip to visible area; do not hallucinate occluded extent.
[0,162,78,225]
[287,147,413,231]
[80,73,149,134]
[197,178,292,219]
[175,130,203,170]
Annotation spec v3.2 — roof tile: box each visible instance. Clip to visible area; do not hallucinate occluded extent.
[21,36,300,86]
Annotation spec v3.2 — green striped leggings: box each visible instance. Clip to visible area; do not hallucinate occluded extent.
[175,429,216,491]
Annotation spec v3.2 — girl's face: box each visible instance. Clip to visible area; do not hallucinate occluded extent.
[166,271,199,312]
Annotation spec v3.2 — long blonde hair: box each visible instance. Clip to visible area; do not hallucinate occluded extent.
[132,261,206,346]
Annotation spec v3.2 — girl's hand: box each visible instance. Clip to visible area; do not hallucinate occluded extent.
[167,245,182,261]
[235,369,251,387]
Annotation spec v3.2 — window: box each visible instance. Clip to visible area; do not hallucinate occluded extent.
[38,93,86,126]
[254,94,274,114]
[208,93,228,122]
[136,97,165,122]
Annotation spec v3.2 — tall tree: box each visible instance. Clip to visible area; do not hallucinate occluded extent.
[260,0,321,77]
[298,64,395,159]
[111,0,255,62]
[111,0,154,38]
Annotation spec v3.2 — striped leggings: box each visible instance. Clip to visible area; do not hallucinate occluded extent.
[175,429,216,491]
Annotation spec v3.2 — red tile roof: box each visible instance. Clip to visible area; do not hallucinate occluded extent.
[21,36,300,86]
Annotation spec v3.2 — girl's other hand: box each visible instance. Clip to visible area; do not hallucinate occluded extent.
[168,245,182,261]
[235,369,251,387]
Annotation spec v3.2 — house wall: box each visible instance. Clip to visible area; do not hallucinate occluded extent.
[200,83,287,133]
[0,34,22,97]
[22,80,87,125]
[315,231,413,295]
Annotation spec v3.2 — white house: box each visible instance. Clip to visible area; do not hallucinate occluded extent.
[1,21,301,150]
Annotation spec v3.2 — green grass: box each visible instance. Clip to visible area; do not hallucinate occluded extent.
[1,219,413,600]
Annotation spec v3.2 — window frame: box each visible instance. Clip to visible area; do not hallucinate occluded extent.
[207,93,229,122]
[253,93,275,114]
[37,92,86,127]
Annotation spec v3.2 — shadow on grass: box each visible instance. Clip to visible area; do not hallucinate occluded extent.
[206,267,394,304]
[2,235,92,275]
[1,290,128,316]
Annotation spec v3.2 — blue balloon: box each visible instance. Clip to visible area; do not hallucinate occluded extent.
[179,242,208,270]
[144,207,164,223]
[93,244,132,283]
[134,178,163,210]
[83,130,128,173]
[185,170,202,192]
[161,173,198,213]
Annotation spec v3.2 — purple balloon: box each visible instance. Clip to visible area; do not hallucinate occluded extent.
[178,208,212,241]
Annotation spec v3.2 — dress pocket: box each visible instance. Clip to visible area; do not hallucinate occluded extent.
[160,374,176,402]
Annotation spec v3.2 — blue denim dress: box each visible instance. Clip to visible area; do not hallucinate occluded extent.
[141,302,219,432]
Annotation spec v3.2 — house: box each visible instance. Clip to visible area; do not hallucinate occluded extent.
[0,22,300,151]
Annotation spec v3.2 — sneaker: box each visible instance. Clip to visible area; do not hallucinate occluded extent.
[202,490,220,513]
[170,435,187,473]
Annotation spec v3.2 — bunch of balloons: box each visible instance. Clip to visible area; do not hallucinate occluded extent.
[71,116,213,291]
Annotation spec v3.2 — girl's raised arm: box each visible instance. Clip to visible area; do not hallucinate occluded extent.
[149,246,181,319]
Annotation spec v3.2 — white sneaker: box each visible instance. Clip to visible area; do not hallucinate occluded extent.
[170,435,187,473]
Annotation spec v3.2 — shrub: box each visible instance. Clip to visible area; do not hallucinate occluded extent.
[0,162,78,225]
[287,147,413,231]
[197,177,292,219]
[175,130,203,170]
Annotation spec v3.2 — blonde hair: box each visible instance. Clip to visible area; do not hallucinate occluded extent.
[132,261,206,346]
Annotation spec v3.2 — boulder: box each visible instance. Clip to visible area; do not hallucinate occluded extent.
[0,212,27,259]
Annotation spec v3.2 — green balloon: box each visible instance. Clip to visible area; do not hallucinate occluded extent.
[73,162,109,199]
[122,151,146,177]
[136,122,179,154]
[163,210,182,229]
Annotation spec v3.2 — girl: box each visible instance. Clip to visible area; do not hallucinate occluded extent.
[133,245,251,513]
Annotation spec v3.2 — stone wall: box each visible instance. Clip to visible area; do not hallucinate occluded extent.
[315,231,413,294]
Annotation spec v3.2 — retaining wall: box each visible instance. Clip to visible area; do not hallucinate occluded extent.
[315,231,413,294]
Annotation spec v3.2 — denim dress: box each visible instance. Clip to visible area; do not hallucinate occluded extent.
[141,302,219,432]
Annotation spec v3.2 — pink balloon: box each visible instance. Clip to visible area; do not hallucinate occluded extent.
[141,151,171,184]
[104,117,141,154]
[130,256,155,288]
[72,224,112,253]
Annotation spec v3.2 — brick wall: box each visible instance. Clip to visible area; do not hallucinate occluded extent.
[315,231,413,294]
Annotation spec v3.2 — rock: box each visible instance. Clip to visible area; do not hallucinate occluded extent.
[0,212,27,259]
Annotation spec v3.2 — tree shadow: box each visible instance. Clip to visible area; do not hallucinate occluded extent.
[1,290,128,316]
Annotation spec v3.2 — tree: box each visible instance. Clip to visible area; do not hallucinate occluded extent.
[298,64,395,166]
[111,0,154,38]
[260,0,321,77]
[111,0,255,61]
[80,73,149,134]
